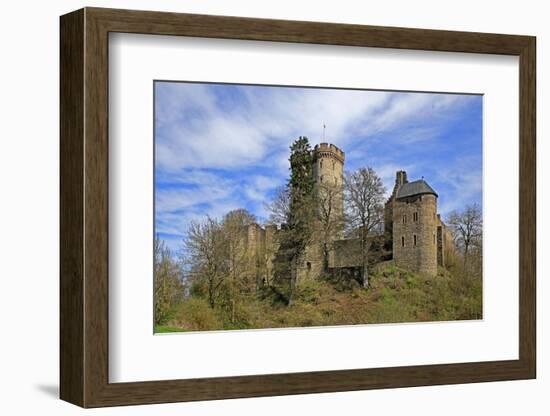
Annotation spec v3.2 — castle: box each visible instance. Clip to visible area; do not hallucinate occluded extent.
[242,142,454,286]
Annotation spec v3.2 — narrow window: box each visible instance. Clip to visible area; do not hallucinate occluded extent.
[306,262,312,271]
[414,235,417,246]
[413,212,418,222]
[332,161,336,170]
[401,236,405,247]
[403,215,407,224]
[320,175,323,183]
[320,160,323,169]
[433,234,436,244]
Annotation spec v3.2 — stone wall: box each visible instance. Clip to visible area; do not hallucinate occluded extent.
[297,239,324,281]
[245,223,266,289]
[264,224,279,285]
[437,225,444,267]
[436,215,456,268]
[332,238,362,268]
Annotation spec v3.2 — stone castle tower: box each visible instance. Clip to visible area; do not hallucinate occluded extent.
[312,143,345,239]
[297,143,345,280]
[385,171,439,276]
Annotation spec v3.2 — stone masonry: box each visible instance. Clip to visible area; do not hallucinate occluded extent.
[386,171,438,275]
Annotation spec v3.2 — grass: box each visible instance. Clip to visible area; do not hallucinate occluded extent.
[154,325,188,333]
[158,264,482,332]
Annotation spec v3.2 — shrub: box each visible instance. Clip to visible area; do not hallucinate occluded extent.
[171,297,222,331]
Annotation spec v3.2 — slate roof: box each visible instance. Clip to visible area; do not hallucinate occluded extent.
[396,179,438,199]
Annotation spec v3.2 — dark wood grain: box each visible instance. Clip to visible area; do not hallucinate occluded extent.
[60,7,537,408]
[518,38,537,376]
[59,8,84,406]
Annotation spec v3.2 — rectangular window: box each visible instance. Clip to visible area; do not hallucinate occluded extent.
[401,236,405,247]
[413,212,418,222]
[403,215,407,224]
[414,235,417,246]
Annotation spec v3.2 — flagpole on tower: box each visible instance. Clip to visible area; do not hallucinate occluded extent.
[323,123,326,141]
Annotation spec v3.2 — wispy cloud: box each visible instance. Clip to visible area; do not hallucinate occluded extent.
[154,82,482,253]
[436,161,483,217]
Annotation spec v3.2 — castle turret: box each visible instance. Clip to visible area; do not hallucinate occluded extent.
[391,172,438,276]
[312,143,345,239]
[385,171,409,235]
[313,143,345,186]
[295,143,346,282]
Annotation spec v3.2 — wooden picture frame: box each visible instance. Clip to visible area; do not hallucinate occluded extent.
[60,7,536,408]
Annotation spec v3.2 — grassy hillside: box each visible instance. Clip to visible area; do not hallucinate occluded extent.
[154,264,481,333]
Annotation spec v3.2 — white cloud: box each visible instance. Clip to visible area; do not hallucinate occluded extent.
[436,159,483,217]
[365,93,472,137]
[156,185,231,213]
[155,84,399,171]
[154,82,480,242]
[371,162,418,197]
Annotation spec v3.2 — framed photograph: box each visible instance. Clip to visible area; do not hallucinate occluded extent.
[60,7,536,407]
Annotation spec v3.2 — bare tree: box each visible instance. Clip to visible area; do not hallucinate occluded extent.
[184,217,227,308]
[317,182,344,273]
[154,237,184,325]
[344,167,386,287]
[447,203,482,269]
[265,185,290,226]
[222,209,256,322]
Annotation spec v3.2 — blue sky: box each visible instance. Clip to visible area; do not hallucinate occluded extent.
[155,81,482,254]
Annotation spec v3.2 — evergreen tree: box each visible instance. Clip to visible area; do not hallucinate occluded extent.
[278,136,315,305]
